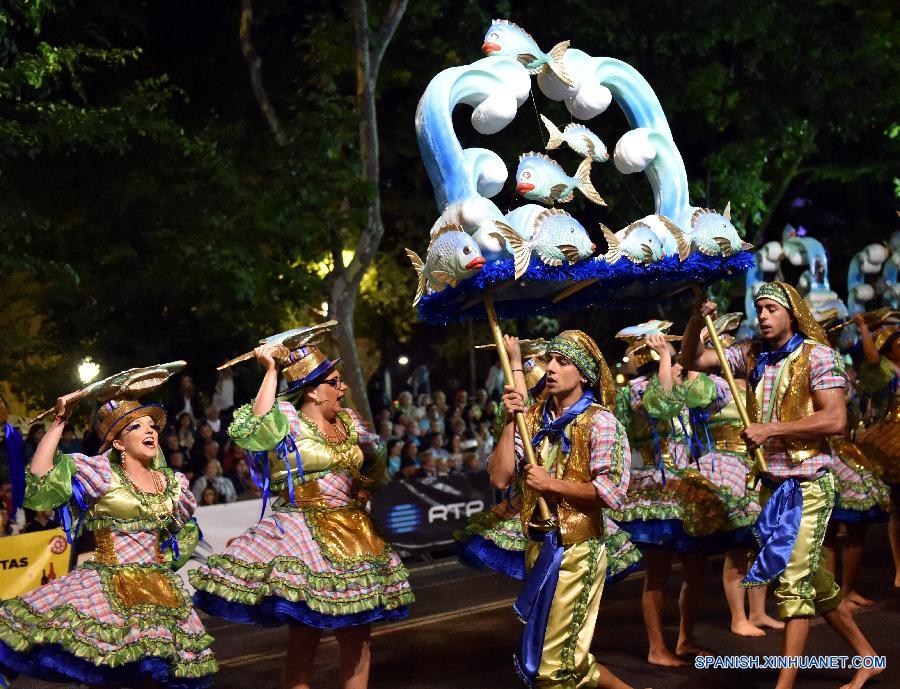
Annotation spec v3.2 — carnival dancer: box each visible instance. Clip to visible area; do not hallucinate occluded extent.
[818,316,891,608]
[190,339,413,689]
[612,325,726,666]
[679,319,782,637]
[683,281,882,689]
[0,373,215,688]
[490,331,636,689]
[456,342,641,585]
[854,315,900,588]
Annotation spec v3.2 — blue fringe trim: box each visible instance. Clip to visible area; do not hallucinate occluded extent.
[455,535,527,580]
[615,518,755,554]
[0,641,212,689]
[830,506,889,524]
[605,559,643,585]
[416,252,753,325]
[191,590,409,629]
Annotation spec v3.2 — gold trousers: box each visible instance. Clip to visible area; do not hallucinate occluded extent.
[524,539,607,689]
[759,472,842,619]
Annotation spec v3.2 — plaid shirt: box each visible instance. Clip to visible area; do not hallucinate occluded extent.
[512,405,631,510]
[724,342,846,479]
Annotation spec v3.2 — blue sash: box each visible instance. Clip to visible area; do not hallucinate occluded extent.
[742,477,803,586]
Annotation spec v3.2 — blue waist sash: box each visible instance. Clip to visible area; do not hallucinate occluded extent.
[742,477,803,586]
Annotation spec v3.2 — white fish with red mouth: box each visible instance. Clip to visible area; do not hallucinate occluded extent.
[406,225,486,306]
[515,152,605,206]
[481,19,572,86]
[600,216,690,264]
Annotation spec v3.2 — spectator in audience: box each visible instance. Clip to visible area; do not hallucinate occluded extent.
[211,369,235,417]
[227,457,255,498]
[454,389,468,410]
[200,486,218,506]
[427,432,450,461]
[484,361,505,398]
[192,458,237,504]
[424,403,444,435]
[474,420,494,459]
[435,460,451,478]
[432,390,448,416]
[23,509,58,533]
[397,391,416,421]
[190,422,217,473]
[57,424,82,454]
[176,412,196,453]
[386,439,403,478]
[408,364,431,397]
[203,405,226,443]
[448,417,466,437]
[474,388,489,411]
[416,452,437,480]
[401,441,418,466]
[461,452,482,474]
[0,503,10,536]
[24,424,45,461]
[169,373,203,424]
[394,457,417,481]
[403,420,422,449]
[167,450,193,483]
[81,416,103,456]
[392,422,406,440]
[162,432,182,461]
[447,434,464,466]
[221,440,245,475]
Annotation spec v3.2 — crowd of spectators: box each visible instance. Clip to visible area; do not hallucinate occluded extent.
[374,385,498,482]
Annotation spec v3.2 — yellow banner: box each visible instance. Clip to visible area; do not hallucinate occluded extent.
[0,528,71,600]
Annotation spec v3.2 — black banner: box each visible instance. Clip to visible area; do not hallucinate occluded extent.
[370,472,494,552]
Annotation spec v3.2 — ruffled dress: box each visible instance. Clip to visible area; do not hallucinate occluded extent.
[828,438,891,523]
[612,375,739,551]
[856,356,900,486]
[0,451,216,688]
[454,493,642,583]
[190,402,414,628]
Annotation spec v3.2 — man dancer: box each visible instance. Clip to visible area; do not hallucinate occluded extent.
[682,282,881,689]
[490,331,633,689]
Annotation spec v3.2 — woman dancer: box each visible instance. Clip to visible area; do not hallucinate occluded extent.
[0,377,215,688]
[190,340,413,689]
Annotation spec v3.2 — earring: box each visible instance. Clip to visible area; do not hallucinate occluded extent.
[313,396,326,406]
[120,449,127,462]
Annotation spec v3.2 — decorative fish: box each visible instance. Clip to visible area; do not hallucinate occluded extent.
[615,320,676,344]
[491,208,596,279]
[600,217,689,264]
[482,20,572,86]
[540,115,609,162]
[635,214,692,260]
[217,322,338,371]
[515,152,605,206]
[688,204,752,256]
[406,225,486,306]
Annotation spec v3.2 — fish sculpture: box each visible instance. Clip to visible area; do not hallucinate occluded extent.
[491,208,596,279]
[540,115,609,162]
[217,322,338,371]
[406,225,486,306]
[688,203,752,256]
[515,152,605,206]
[600,217,690,264]
[615,320,677,344]
[482,19,572,86]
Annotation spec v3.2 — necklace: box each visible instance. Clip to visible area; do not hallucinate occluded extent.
[320,418,348,443]
[117,465,170,521]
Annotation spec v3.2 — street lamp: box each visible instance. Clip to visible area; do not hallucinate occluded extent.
[77,357,100,385]
[398,356,409,366]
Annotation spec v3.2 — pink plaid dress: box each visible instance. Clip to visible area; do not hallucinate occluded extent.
[190,402,413,628]
[0,452,216,688]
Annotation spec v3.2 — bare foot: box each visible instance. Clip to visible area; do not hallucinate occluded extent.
[840,662,884,689]
[675,641,713,657]
[846,590,875,607]
[844,598,861,612]
[647,649,687,667]
[730,620,765,637]
[749,613,785,630]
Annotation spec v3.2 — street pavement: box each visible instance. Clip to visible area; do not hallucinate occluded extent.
[14,523,900,689]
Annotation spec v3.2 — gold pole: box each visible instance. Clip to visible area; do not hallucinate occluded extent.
[691,286,767,489]
[483,295,553,524]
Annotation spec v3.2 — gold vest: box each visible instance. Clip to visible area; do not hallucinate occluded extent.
[520,402,605,546]
[746,341,829,463]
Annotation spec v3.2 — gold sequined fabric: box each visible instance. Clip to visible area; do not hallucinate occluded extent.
[112,567,181,608]
[305,507,388,563]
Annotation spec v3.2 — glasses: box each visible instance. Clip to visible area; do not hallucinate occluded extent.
[320,377,345,389]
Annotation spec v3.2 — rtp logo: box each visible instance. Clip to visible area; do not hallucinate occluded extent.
[386,503,422,534]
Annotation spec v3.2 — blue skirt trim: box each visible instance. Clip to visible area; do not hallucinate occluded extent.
[192,590,409,629]
[455,535,527,580]
[605,559,643,585]
[0,641,212,689]
[616,518,755,554]
[830,506,889,524]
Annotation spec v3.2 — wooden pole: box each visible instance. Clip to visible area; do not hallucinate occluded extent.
[483,295,553,524]
[691,286,767,489]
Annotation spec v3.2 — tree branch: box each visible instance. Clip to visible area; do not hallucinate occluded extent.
[371,0,409,73]
[751,154,805,247]
[240,0,288,147]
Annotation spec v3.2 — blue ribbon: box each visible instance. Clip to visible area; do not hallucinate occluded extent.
[246,449,271,523]
[277,434,303,507]
[743,478,803,586]
[512,530,565,688]
[688,408,716,471]
[161,533,180,561]
[748,333,806,390]
[531,389,595,455]
[3,424,26,520]
[56,476,89,544]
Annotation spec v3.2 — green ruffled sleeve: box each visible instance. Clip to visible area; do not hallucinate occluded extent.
[164,519,200,571]
[360,438,388,490]
[643,375,686,420]
[24,451,75,511]
[614,386,632,427]
[682,373,718,409]
[857,357,895,394]
[228,402,291,452]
